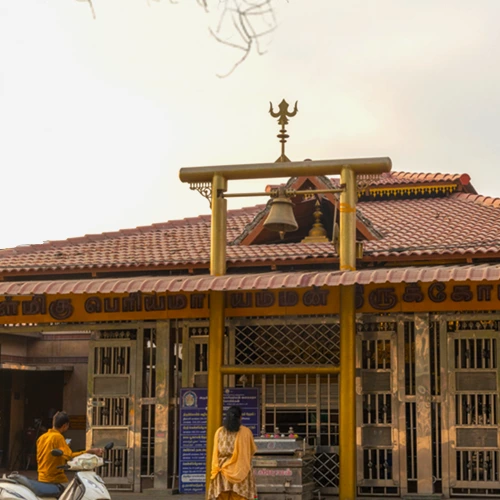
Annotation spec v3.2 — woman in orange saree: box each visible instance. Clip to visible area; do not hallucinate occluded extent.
[208,406,257,500]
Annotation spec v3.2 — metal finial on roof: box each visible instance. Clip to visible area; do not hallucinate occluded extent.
[302,200,329,243]
[269,99,298,163]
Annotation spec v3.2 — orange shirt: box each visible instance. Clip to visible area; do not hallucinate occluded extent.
[36,429,84,483]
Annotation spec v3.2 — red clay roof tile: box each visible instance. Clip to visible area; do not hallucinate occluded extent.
[0,173,496,274]
[269,171,475,192]
[0,263,499,295]
[364,171,471,186]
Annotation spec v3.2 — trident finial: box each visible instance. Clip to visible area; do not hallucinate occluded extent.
[269,99,298,163]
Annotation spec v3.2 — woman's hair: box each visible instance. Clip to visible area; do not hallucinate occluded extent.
[223,405,242,432]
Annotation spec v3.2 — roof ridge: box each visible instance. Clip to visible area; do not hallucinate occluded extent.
[453,192,500,208]
[258,172,474,193]
[382,170,467,178]
[331,171,470,183]
[0,204,266,255]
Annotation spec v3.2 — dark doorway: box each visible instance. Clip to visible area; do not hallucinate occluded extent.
[8,371,64,471]
[24,371,64,469]
[0,371,12,468]
[24,371,64,431]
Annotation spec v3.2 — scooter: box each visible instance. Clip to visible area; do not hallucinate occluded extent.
[0,443,114,500]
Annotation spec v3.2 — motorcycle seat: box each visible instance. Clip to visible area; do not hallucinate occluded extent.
[7,473,62,498]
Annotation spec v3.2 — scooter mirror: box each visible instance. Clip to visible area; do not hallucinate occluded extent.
[104,442,114,451]
[51,449,64,457]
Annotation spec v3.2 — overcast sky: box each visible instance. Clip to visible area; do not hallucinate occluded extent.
[1,0,499,249]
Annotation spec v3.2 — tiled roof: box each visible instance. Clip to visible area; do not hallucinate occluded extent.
[357,171,472,187]
[0,172,497,275]
[281,171,476,190]
[0,205,264,271]
[0,263,499,295]
[453,192,500,208]
[359,193,500,258]
[268,172,474,189]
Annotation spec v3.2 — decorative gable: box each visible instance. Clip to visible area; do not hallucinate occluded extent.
[232,175,380,246]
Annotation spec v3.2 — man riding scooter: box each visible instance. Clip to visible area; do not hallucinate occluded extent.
[37,411,103,490]
[0,411,112,500]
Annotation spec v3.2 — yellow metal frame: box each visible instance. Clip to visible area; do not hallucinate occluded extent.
[179,157,392,500]
[221,364,341,375]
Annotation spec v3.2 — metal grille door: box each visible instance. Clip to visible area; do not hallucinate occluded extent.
[234,318,341,496]
[447,321,500,496]
[180,317,341,495]
[87,329,138,491]
[357,321,400,496]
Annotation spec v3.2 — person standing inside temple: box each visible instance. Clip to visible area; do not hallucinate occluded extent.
[208,405,257,500]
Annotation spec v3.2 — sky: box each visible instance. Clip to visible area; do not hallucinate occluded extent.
[1,0,500,249]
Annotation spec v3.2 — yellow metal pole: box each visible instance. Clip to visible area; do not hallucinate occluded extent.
[339,167,357,500]
[206,174,227,493]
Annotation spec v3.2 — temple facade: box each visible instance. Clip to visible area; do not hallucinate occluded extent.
[0,171,500,497]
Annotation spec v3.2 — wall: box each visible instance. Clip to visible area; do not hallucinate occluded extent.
[0,334,28,360]
[27,334,90,452]
[26,334,89,360]
[63,364,88,450]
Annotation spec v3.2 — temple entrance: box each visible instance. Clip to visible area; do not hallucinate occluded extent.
[182,316,341,496]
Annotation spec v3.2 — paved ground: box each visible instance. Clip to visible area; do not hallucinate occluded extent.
[118,493,204,499]
[0,469,203,499]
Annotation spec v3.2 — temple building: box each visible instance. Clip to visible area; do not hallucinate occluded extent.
[0,170,500,498]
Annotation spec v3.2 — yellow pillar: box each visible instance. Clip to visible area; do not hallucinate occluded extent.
[206,174,227,492]
[339,167,357,500]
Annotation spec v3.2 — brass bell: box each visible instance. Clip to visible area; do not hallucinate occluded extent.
[264,189,299,235]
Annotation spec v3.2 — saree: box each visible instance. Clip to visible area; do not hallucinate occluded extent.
[207,425,257,500]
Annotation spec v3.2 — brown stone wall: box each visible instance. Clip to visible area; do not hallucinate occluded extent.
[0,335,28,359]
[27,335,90,453]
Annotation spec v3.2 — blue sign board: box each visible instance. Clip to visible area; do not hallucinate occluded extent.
[179,387,260,494]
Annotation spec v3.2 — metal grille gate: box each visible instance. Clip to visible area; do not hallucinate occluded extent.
[234,318,341,496]
[181,317,341,495]
[87,328,138,491]
[87,325,160,492]
[357,320,400,496]
[446,319,500,496]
